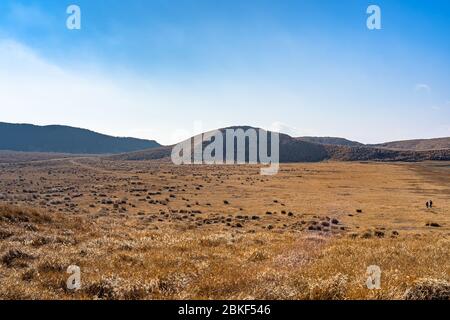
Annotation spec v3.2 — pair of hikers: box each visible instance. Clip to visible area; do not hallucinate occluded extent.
[426,200,433,209]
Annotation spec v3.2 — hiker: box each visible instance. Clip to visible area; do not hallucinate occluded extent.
[426,201,429,209]
[429,200,433,208]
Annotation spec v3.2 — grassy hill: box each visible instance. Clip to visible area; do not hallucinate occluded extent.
[0,122,160,154]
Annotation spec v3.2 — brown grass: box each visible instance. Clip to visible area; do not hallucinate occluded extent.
[0,159,449,300]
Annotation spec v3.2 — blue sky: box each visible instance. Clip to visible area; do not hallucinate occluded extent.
[0,0,449,144]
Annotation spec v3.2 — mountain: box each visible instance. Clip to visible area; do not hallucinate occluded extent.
[5,121,447,161]
[110,126,329,162]
[296,136,363,147]
[0,122,160,154]
[324,145,450,161]
[371,137,450,151]
[110,126,450,162]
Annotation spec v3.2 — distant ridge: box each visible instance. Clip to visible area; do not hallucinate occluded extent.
[296,136,363,147]
[0,122,160,154]
[324,145,450,161]
[371,137,450,151]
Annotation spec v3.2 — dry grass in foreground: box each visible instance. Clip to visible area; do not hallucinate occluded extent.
[1,203,448,300]
[0,160,449,299]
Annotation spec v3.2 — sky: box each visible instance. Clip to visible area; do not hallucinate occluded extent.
[0,0,449,145]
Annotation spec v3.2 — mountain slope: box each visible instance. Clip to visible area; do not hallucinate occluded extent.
[372,137,450,151]
[296,136,363,147]
[0,122,160,154]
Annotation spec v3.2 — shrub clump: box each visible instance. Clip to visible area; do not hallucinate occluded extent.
[308,273,349,300]
[85,276,158,300]
[1,249,36,268]
[404,278,450,300]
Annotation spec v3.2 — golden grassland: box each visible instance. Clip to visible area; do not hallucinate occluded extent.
[0,159,449,299]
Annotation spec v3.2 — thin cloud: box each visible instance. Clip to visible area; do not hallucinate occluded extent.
[268,122,310,137]
[414,83,431,94]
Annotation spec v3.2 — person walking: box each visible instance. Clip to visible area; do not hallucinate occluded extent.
[426,201,429,209]
[429,200,433,208]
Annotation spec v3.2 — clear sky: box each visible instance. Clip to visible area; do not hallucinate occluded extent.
[0,0,449,145]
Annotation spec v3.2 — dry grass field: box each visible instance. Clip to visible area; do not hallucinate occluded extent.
[0,158,449,300]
